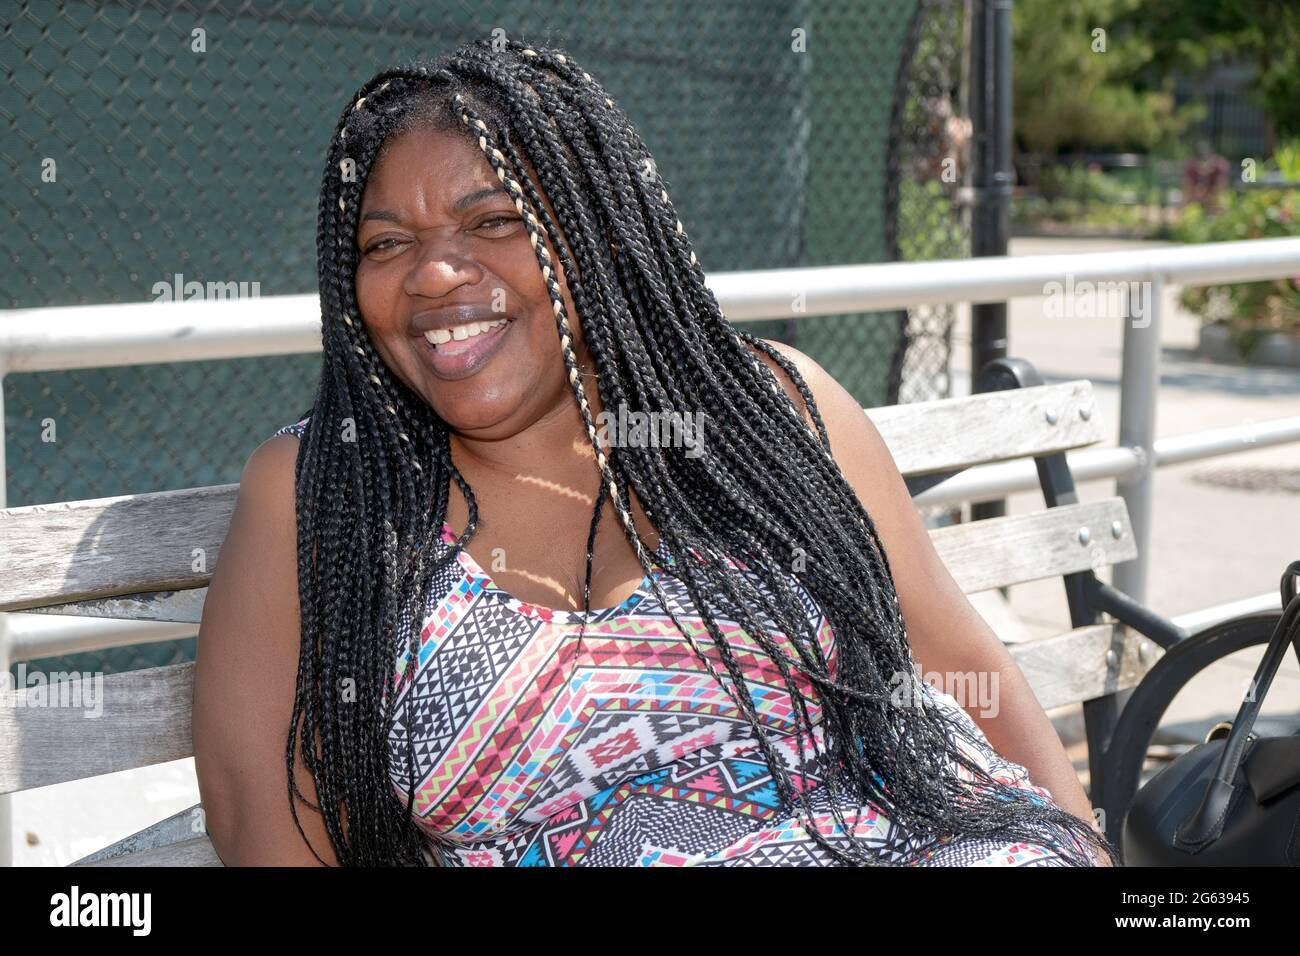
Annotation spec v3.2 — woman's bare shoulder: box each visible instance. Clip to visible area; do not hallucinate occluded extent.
[742,337,906,493]
[251,425,301,468]
[742,337,857,436]
[236,434,299,525]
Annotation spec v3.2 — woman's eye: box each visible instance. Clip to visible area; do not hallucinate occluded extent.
[363,237,400,254]
[480,216,520,231]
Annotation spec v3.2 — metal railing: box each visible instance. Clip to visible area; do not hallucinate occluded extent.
[4,235,1300,862]
[4,234,1299,654]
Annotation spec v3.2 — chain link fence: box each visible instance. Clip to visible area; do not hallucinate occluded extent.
[3,0,970,677]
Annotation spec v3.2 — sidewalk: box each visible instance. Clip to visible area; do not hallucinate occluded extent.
[957,236,1300,785]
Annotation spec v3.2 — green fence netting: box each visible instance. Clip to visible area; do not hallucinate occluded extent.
[3,0,968,677]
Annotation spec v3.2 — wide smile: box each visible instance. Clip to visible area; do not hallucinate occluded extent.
[414,317,514,380]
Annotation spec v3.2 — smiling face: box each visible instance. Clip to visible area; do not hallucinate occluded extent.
[354,121,590,440]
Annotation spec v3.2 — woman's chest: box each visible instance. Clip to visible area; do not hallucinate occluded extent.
[441,477,660,614]
[384,555,838,842]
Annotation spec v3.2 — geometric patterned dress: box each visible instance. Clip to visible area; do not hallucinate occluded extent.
[274,417,1102,866]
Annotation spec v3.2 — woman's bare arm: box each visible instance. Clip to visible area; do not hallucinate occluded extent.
[193,434,342,866]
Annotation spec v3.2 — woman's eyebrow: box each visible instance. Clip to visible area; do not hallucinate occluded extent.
[451,186,510,212]
[360,187,511,225]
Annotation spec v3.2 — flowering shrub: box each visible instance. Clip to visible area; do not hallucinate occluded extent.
[1170,142,1300,359]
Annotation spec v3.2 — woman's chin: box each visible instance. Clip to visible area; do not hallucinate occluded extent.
[428,387,532,438]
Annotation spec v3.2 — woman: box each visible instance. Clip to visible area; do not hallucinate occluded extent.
[194,38,1118,867]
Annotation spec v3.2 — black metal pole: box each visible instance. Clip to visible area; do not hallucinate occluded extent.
[970,0,1013,524]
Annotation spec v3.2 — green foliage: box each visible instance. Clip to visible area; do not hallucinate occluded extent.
[1013,196,1150,231]
[1274,141,1300,183]
[1013,0,1192,155]
[897,178,963,261]
[1015,0,1300,155]
[1130,0,1300,141]
[1168,147,1300,357]
[1037,165,1136,203]
[1014,165,1153,231]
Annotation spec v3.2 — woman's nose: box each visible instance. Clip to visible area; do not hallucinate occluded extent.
[401,237,485,298]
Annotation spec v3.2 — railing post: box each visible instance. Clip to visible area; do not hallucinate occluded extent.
[1115,272,1163,605]
[1088,271,1164,823]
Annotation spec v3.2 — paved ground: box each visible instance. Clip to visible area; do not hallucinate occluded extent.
[8,236,1298,863]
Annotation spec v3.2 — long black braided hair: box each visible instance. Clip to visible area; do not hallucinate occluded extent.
[286,36,1120,867]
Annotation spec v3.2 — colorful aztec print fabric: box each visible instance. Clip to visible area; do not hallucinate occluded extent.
[273,416,1102,866]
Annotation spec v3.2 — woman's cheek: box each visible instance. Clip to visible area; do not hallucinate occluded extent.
[353,263,387,322]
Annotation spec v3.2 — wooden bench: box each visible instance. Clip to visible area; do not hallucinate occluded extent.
[0,357,1171,865]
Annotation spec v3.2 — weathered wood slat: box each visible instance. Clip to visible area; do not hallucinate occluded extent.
[0,484,237,612]
[22,588,209,624]
[0,662,195,795]
[79,835,222,867]
[932,497,1136,594]
[72,802,210,865]
[867,379,1101,477]
[1008,622,1161,712]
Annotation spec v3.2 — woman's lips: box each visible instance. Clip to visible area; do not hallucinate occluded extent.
[414,319,513,380]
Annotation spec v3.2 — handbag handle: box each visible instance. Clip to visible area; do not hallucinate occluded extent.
[1176,560,1300,848]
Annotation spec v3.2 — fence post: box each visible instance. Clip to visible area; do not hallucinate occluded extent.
[969,0,1014,525]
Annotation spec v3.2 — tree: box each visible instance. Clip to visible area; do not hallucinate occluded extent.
[1125,0,1300,146]
[1013,0,1191,157]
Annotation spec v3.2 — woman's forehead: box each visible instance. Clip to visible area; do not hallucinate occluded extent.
[358,125,568,235]
[360,128,506,217]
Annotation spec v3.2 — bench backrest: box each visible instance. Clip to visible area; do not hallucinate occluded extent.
[0,379,1153,798]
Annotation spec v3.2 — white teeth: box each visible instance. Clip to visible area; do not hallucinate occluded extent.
[423,318,508,348]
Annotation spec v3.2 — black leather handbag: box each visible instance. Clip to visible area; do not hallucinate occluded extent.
[1122,560,1300,866]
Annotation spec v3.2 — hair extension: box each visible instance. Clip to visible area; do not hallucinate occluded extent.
[286,36,1120,867]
